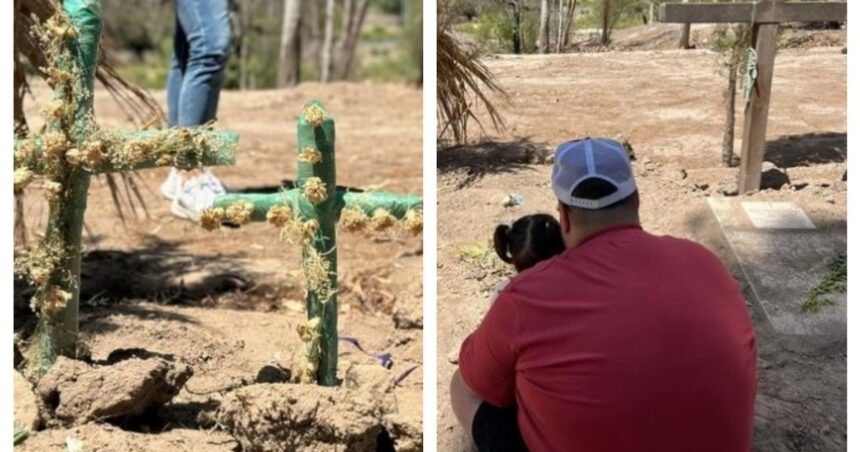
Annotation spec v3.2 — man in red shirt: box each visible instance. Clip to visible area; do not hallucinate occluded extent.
[451,138,757,451]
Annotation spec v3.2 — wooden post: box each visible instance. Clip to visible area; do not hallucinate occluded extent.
[659,0,845,192]
[737,22,778,193]
[679,0,691,48]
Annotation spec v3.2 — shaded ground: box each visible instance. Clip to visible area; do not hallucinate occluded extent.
[437,46,846,451]
[16,81,423,450]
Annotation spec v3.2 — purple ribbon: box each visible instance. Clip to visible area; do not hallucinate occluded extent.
[338,336,393,369]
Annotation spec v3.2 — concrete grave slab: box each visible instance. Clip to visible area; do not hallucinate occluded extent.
[708,198,846,337]
[741,202,816,229]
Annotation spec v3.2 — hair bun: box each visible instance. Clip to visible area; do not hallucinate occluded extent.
[493,224,513,264]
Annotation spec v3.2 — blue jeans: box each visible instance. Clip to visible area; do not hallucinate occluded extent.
[166,0,231,127]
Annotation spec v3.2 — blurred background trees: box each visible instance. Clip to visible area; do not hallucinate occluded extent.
[447,0,680,53]
[96,0,422,90]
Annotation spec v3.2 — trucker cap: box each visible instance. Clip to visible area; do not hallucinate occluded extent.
[551,138,637,209]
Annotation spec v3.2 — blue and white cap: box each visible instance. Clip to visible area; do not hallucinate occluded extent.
[551,138,637,209]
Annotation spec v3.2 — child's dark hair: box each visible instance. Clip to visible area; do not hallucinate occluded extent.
[493,214,566,272]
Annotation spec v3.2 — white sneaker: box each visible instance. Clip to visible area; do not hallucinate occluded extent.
[160,168,182,200]
[200,168,227,193]
[170,173,227,221]
[162,168,225,201]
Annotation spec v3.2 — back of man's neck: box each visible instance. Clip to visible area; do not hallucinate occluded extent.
[568,220,641,248]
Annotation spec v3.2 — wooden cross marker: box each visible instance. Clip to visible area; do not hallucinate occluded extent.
[14,0,238,376]
[659,0,846,193]
[207,101,422,386]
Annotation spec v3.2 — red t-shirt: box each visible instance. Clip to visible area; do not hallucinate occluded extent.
[459,225,756,452]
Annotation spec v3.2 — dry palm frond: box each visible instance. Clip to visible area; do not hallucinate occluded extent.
[14,0,164,239]
[437,10,507,145]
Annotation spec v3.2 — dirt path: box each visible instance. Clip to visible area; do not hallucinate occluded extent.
[16,81,423,450]
[437,47,846,451]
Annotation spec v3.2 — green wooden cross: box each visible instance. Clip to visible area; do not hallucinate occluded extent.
[659,0,846,193]
[207,101,422,386]
[13,0,238,377]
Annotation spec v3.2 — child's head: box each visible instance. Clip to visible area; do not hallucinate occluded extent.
[493,214,566,272]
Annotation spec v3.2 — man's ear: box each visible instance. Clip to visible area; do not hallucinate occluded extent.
[558,203,571,234]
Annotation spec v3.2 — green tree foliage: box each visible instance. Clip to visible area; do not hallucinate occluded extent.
[451,0,653,53]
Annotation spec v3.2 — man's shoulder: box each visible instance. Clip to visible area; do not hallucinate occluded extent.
[649,232,724,264]
[502,231,725,295]
[503,252,578,296]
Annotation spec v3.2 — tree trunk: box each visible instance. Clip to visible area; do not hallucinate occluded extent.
[278,0,302,87]
[558,0,577,52]
[337,0,370,80]
[238,0,251,90]
[320,0,335,82]
[538,0,550,53]
[722,68,738,166]
[679,24,691,48]
[404,0,422,85]
[556,0,564,53]
[601,0,611,45]
[511,1,522,54]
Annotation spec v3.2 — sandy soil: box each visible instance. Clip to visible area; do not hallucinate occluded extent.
[15,81,423,450]
[437,46,846,451]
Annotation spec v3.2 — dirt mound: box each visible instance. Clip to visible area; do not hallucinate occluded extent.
[217,384,386,450]
[779,29,846,49]
[606,24,845,52]
[609,24,697,51]
[216,363,421,451]
[37,356,192,425]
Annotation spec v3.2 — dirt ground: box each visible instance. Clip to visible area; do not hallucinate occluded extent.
[437,44,846,450]
[15,81,423,450]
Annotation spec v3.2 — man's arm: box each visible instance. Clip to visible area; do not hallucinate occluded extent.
[450,368,484,439]
[454,291,520,413]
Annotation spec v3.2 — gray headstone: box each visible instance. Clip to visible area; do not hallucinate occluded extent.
[709,198,846,337]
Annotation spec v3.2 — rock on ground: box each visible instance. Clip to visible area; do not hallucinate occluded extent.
[36,357,192,424]
[393,281,423,330]
[383,389,423,452]
[14,370,41,431]
[761,162,791,190]
[217,364,407,452]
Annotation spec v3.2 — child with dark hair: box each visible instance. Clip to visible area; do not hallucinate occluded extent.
[447,214,565,367]
[493,214,566,273]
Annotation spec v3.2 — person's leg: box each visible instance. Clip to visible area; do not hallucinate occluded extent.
[169,0,231,217]
[174,0,231,127]
[162,14,190,199]
[451,370,528,452]
[166,15,189,128]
